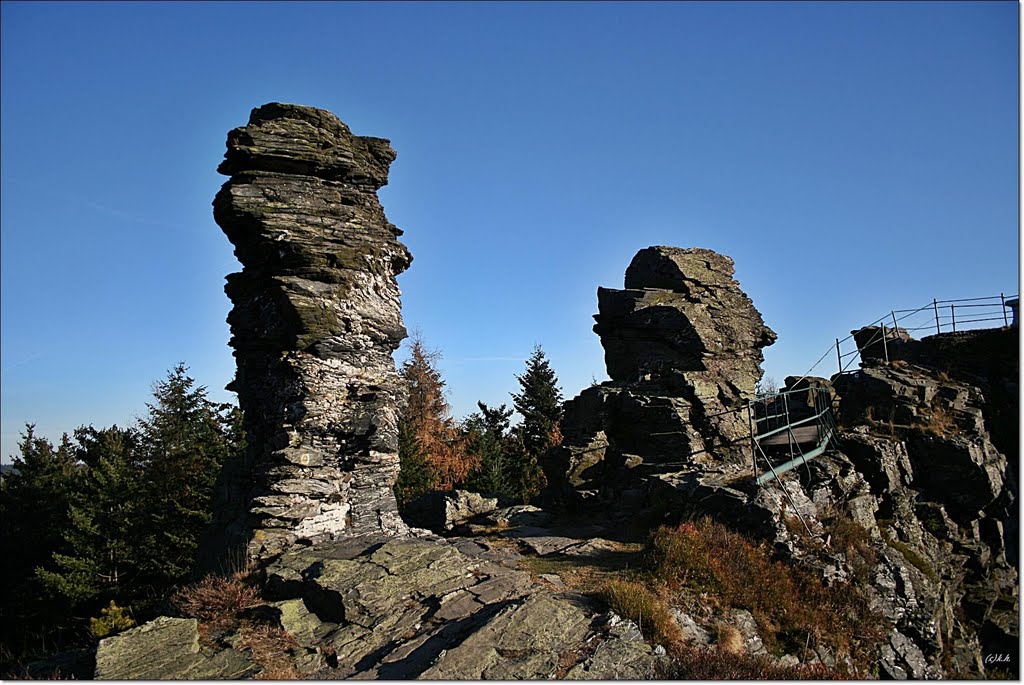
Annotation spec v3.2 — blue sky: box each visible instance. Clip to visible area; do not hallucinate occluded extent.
[1,1,1018,462]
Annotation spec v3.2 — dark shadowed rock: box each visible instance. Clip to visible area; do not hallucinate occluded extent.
[403,489,499,533]
[545,246,775,511]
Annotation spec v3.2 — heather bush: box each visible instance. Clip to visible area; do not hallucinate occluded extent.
[647,518,884,675]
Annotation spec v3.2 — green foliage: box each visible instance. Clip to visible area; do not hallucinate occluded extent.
[0,427,81,660]
[136,364,239,590]
[463,402,514,498]
[89,601,135,639]
[394,415,436,509]
[36,425,143,606]
[506,345,563,503]
[394,337,474,509]
[0,364,241,670]
[510,345,563,457]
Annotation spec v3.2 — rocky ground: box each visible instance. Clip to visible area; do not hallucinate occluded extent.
[88,509,672,680]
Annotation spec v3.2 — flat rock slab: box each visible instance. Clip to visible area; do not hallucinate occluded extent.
[501,529,586,556]
[94,617,257,680]
[561,537,627,558]
[419,593,594,679]
[567,636,666,680]
[132,536,665,680]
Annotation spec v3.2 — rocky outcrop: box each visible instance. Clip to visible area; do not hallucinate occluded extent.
[712,351,1019,678]
[209,103,412,560]
[94,617,257,680]
[544,246,775,510]
[257,535,666,679]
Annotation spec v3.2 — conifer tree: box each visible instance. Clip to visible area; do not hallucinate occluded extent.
[508,345,564,502]
[463,401,514,497]
[136,364,238,590]
[394,337,475,507]
[0,426,80,657]
[36,426,143,606]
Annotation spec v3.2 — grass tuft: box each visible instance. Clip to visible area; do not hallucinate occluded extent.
[661,644,845,680]
[598,579,683,649]
[171,571,261,643]
[237,623,301,680]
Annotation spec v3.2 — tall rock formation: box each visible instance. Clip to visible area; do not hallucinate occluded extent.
[544,246,776,508]
[211,103,412,559]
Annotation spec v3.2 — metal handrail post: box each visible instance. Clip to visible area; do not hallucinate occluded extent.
[891,311,900,337]
[1002,293,1008,326]
[748,402,757,481]
[835,338,842,374]
[933,299,940,333]
[951,305,956,332]
[881,325,889,362]
[783,393,795,461]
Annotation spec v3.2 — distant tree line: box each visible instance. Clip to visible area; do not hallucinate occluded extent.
[394,338,564,509]
[0,364,242,672]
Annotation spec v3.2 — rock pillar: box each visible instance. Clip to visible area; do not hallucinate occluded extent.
[544,246,776,506]
[212,103,412,558]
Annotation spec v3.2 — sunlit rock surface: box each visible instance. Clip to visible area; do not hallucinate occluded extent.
[210,103,412,560]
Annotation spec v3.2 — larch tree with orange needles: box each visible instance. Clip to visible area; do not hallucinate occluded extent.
[394,336,476,508]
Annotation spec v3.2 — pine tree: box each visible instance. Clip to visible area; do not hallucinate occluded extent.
[136,364,238,590]
[394,337,475,508]
[508,345,564,503]
[0,426,80,658]
[463,402,514,498]
[36,426,143,607]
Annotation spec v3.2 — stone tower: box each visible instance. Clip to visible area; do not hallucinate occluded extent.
[211,103,412,559]
[544,246,776,506]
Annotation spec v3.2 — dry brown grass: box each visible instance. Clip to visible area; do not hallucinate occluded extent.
[918,405,957,437]
[661,644,844,680]
[517,541,645,591]
[171,571,261,643]
[237,623,301,680]
[599,579,683,649]
[647,518,885,676]
[715,624,744,655]
[826,515,878,584]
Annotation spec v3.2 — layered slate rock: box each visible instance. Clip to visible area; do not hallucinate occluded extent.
[259,536,666,679]
[94,617,258,680]
[211,103,412,559]
[544,246,775,509]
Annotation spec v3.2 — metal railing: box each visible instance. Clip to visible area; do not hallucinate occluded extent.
[748,385,838,487]
[749,294,1011,485]
[745,291,1013,534]
[797,293,1017,380]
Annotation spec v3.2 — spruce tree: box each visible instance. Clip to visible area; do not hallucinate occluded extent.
[136,364,238,590]
[36,426,143,607]
[508,345,564,502]
[0,426,80,659]
[463,402,513,498]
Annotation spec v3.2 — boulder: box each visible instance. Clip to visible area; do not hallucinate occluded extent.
[94,617,258,680]
[545,246,775,511]
[403,489,499,533]
[851,325,914,363]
